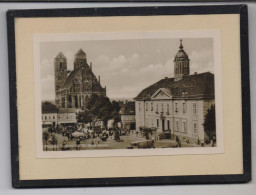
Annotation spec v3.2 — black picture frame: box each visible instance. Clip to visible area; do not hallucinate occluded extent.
[7,5,251,188]
[1,0,256,3]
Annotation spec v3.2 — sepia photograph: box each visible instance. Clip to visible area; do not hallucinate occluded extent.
[34,31,223,157]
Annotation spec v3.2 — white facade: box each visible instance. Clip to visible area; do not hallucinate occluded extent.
[58,112,77,124]
[42,113,58,126]
[135,88,214,141]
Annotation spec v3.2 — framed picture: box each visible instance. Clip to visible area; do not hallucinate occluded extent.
[7,5,251,188]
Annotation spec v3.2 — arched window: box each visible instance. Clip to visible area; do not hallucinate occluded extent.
[75,95,78,108]
[68,95,72,108]
[61,97,65,108]
[59,62,63,70]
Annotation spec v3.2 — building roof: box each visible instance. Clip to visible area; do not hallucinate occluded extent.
[58,108,81,114]
[120,101,135,115]
[134,72,214,100]
[75,49,86,58]
[42,102,58,114]
[55,52,66,59]
[61,66,83,89]
[59,65,103,92]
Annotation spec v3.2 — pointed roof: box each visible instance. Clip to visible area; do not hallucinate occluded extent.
[55,52,66,59]
[151,88,172,99]
[76,49,86,56]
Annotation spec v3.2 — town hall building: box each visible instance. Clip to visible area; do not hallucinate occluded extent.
[54,49,106,113]
[134,40,215,142]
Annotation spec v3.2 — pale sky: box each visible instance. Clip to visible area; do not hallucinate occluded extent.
[40,38,214,100]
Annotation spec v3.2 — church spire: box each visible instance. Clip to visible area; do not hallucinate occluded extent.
[179,39,183,50]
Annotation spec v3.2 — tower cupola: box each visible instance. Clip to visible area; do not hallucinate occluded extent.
[174,39,190,81]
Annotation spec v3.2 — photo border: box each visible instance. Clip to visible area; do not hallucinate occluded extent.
[7,5,251,188]
[34,31,224,158]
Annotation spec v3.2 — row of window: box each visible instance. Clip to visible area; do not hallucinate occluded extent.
[42,115,74,120]
[138,102,197,114]
[42,115,56,120]
[42,116,55,120]
[144,118,197,134]
[175,120,197,134]
[175,120,187,133]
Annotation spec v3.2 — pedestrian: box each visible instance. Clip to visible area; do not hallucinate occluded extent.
[201,140,205,147]
[76,138,81,150]
[176,136,181,148]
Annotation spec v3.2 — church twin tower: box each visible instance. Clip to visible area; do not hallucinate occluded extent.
[53,40,189,109]
[54,49,106,110]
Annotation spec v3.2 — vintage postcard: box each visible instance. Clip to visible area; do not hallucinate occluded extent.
[34,31,223,158]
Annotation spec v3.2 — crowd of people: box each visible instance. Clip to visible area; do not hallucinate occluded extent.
[43,124,137,151]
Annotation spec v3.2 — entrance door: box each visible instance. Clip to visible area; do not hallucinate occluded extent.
[162,119,165,131]
[167,120,170,130]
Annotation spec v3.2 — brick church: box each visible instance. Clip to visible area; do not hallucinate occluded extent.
[134,40,215,142]
[54,49,106,112]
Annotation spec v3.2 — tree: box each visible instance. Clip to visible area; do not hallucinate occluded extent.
[76,109,94,126]
[203,104,216,138]
[83,94,121,128]
[112,101,121,126]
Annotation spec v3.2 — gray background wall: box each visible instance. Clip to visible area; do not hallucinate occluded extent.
[0,2,255,194]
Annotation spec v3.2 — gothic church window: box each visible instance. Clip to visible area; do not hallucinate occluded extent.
[75,95,78,108]
[59,62,63,70]
[68,95,72,108]
[61,97,65,108]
